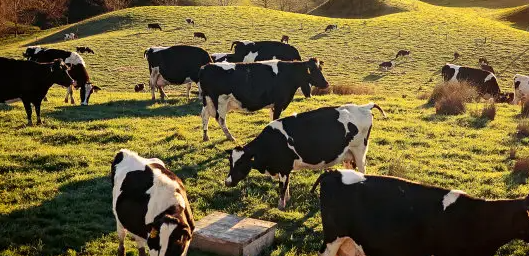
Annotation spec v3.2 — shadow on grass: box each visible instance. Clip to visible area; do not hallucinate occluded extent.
[0,104,15,111]
[310,33,329,40]
[0,177,113,255]
[504,171,528,190]
[363,73,388,82]
[48,98,202,122]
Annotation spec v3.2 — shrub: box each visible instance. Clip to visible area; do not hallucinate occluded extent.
[481,103,496,120]
[311,87,331,95]
[431,81,478,115]
[332,84,374,95]
[516,121,529,138]
[513,158,529,182]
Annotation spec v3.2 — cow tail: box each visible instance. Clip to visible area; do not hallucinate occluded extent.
[310,171,330,194]
[230,41,238,51]
[144,50,148,59]
[370,103,387,118]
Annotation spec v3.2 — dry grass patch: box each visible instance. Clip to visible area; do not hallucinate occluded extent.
[516,121,529,138]
[513,158,529,183]
[311,84,374,96]
[311,87,332,95]
[470,103,496,120]
[429,81,478,115]
[417,92,430,100]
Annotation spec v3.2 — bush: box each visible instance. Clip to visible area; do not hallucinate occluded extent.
[516,121,529,138]
[430,81,478,115]
[480,103,496,120]
[311,87,331,95]
[509,147,517,160]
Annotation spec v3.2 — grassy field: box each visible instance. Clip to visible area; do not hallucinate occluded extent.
[1,1,529,255]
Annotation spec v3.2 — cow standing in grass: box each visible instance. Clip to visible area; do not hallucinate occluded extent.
[311,169,529,256]
[230,40,301,63]
[224,103,385,209]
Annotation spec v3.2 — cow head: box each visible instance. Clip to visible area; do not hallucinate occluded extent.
[302,58,329,97]
[147,214,193,256]
[225,146,253,187]
[51,59,74,87]
[495,92,514,104]
[80,82,101,106]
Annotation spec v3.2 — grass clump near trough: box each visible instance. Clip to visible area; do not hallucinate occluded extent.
[429,81,478,115]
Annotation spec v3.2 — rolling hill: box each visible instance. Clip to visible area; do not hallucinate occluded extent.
[1,1,529,255]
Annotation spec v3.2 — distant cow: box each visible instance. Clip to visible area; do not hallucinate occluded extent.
[379,60,395,71]
[224,103,386,209]
[134,83,145,92]
[0,58,73,125]
[111,149,195,256]
[23,46,101,105]
[513,74,529,104]
[148,23,162,30]
[185,18,194,26]
[281,35,289,44]
[325,24,338,32]
[200,58,329,142]
[230,40,301,63]
[193,32,207,41]
[64,33,77,40]
[311,169,529,256]
[210,53,235,63]
[144,45,212,100]
[76,47,95,54]
[480,63,495,74]
[453,52,461,60]
[478,57,489,65]
[395,50,410,59]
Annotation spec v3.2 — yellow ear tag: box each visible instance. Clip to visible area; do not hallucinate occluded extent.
[150,229,159,238]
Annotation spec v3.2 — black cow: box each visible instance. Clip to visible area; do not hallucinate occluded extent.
[148,23,162,30]
[193,32,207,41]
[199,58,328,142]
[442,63,511,102]
[224,103,386,209]
[379,60,395,71]
[0,57,73,125]
[311,169,529,256]
[23,46,100,105]
[395,50,410,59]
[210,53,236,63]
[229,40,301,63]
[76,46,95,54]
[144,45,212,100]
[281,35,289,44]
[325,24,337,32]
[185,18,194,26]
[134,83,145,92]
[111,149,194,256]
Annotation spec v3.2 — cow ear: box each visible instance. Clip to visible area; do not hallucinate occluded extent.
[93,85,102,92]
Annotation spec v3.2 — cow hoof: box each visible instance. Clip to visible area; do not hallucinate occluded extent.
[277,200,286,211]
[64,99,69,103]
[203,135,210,142]
[117,245,125,256]
[36,120,43,125]
[228,136,236,142]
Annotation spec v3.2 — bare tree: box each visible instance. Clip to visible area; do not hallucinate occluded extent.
[103,0,132,11]
[217,0,233,6]
[152,0,179,5]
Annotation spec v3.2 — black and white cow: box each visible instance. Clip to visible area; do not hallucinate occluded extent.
[210,53,236,63]
[0,57,74,125]
[224,103,386,209]
[379,60,395,71]
[311,169,529,256]
[193,32,207,41]
[199,58,329,142]
[76,46,95,54]
[395,50,410,59]
[112,149,195,256]
[144,45,212,100]
[513,74,529,105]
[325,24,338,32]
[442,63,509,102]
[23,46,100,105]
[229,40,302,63]
[185,18,194,26]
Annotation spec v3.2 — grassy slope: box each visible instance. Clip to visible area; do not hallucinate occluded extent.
[1,1,529,256]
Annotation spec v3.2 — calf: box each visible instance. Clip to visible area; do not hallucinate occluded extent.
[224,103,386,209]
[185,18,194,25]
[325,24,338,32]
[144,45,212,100]
[0,58,73,125]
[442,63,507,101]
[200,58,329,142]
[64,33,77,40]
[193,32,207,41]
[76,46,95,54]
[230,40,301,63]
[513,74,529,104]
[311,169,529,256]
[112,149,195,256]
[281,35,289,44]
[148,23,162,30]
[135,83,145,92]
[395,50,410,59]
[24,46,100,105]
[379,60,395,71]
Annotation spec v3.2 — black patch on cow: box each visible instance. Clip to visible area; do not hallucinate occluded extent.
[231,41,301,62]
[111,151,124,187]
[442,65,500,97]
[515,81,521,90]
[364,125,372,146]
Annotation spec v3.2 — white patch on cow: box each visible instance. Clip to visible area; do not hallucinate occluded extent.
[150,46,169,53]
[183,77,192,84]
[272,56,277,60]
[232,149,244,167]
[159,223,177,256]
[81,83,92,105]
[243,51,259,63]
[484,73,495,82]
[514,74,529,104]
[211,53,228,60]
[320,237,365,256]
[260,59,280,75]
[29,46,44,54]
[442,190,466,211]
[225,176,232,184]
[279,173,287,183]
[240,40,255,45]
[336,103,374,137]
[338,169,366,185]
[65,52,86,66]
[292,112,297,117]
[214,62,236,70]
[446,63,460,82]
[145,165,185,224]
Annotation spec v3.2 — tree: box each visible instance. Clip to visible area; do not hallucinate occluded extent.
[217,0,233,6]
[103,0,132,11]
[152,0,179,5]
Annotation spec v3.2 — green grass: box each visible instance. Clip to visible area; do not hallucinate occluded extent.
[1,2,529,255]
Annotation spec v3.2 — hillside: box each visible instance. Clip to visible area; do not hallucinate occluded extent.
[496,4,529,31]
[309,0,406,18]
[1,3,529,256]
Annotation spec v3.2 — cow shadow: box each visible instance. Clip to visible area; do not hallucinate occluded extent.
[310,33,329,40]
[363,73,388,82]
[504,170,528,190]
[47,99,202,122]
[0,177,114,255]
[0,103,15,111]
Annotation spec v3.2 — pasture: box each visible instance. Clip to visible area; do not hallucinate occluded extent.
[1,1,529,255]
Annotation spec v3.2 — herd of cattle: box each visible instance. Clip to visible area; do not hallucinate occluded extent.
[1,28,529,256]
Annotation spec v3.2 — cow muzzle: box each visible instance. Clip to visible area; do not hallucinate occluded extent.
[225,176,236,187]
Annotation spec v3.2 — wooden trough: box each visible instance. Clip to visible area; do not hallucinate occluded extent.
[190,211,277,256]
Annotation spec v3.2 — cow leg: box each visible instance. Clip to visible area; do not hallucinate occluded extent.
[201,106,210,141]
[197,82,203,100]
[150,81,156,101]
[34,101,42,125]
[277,173,290,210]
[22,100,33,126]
[69,85,75,104]
[158,85,167,101]
[116,222,126,256]
[186,82,192,100]
[132,234,147,256]
[216,96,235,141]
[218,116,235,141]
[351,145,368,173]
[272,105,283,120]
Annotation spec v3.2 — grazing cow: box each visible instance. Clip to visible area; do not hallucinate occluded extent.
[76,46,95,54]
[379,60,395,71]
[325,24,338,32]
[200,58,329,142]
[395,50,410,59]
[135,83,145,92]
[193,32,207,41]
[23,46,100,105]
[480,63,495,74]
[0,58,73,125]
[311,169,529,256]
[478,57,489,65]
[224,103,386,209]
[185,18,194,26]
[453,52,460,60]
[144,45,212,101]
[64,33,77,40]
[210,53,235,63]
[230,40,301,63]
[281,35,289,44]
[111,149,195,256]
[513,74,529,104]
[148,23,162,30]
